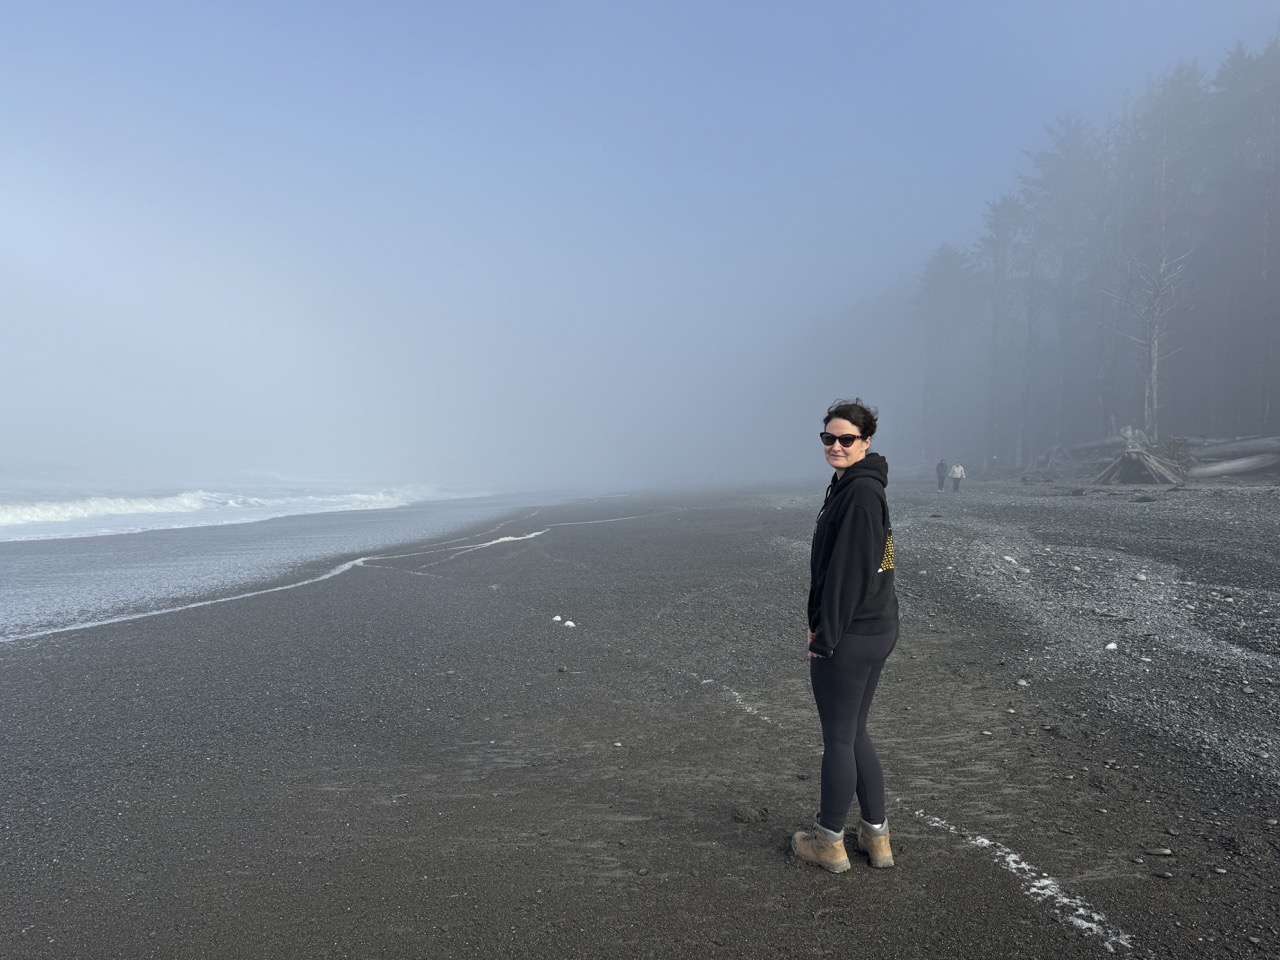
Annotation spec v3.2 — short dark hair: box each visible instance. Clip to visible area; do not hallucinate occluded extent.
[823,397,878,439]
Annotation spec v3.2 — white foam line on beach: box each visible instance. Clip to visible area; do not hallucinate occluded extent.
[5,559,367,643]
[548,512,672,527]
[915,811,1135,953]
[692,674,773,723]
[447,530,547,555]
[359,511,672,571]
[370,511,544,562]
[726,688,772,722]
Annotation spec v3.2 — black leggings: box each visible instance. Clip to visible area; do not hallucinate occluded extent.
[809,627,898,834]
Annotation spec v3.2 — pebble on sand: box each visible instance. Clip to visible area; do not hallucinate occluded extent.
[1144,847,1174,856]
[1105,642,1118,651]
[552,615,562,621]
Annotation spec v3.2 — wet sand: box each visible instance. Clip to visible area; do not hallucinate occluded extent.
[2,487,1276,959]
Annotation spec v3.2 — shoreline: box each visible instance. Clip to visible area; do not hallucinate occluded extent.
[0,493,558,645]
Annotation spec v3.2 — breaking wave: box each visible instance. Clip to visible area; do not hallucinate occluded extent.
[0,485,459,541]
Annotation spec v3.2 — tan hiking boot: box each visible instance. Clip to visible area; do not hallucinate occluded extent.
[857,818,894,868]
[791,823,851,873]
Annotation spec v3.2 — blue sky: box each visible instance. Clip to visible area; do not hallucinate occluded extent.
[3,1,1277,489]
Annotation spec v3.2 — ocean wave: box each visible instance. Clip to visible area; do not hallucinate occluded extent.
[0,491,224,525]
[0,485,458,539]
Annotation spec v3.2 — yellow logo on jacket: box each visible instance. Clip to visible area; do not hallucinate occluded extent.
[879,532,895,573]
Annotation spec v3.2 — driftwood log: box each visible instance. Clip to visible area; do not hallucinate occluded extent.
[1186,436,1280,460]
[1186,453,1280,479]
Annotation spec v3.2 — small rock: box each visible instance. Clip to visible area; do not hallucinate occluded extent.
[1166,828,1180,836]
[1144,847,1174,856]
[1007,708,1016,714]
[1155,871,1174,879]
[1243,686,1255,694]
[564,621,576,628]
[637,868,649,876]
[1264,818,1278,826]
[1072,565,1082,572]
[613,742,622,747]
[1213,867,1227,874]
[1017,679,1030,687]
[981,731,993,736]
[1132,857,1144,864]
[1105,642,1118,651]
[796,773,809,781]
[557,666,568,672]
[552,616,562,621]
[1135,573,1148,581]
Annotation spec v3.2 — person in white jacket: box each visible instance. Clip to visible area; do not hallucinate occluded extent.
[948,462,966,492]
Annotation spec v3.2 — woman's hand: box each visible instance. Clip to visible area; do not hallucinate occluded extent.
[806,629,820,659]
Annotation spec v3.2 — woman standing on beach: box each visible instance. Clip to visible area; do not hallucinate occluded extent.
[792,398,899,873]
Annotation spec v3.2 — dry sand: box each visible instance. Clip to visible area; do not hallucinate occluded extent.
[2,481,1277,959]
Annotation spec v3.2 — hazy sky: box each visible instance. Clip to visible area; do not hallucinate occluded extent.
[3,1,1277,492]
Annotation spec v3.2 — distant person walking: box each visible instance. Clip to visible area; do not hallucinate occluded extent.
[935,459,948,492]
[949,462,966,492]
[792,398,899,874]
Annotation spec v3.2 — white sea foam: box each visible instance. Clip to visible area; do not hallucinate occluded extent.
[0,484,463,541]
[0,491,227,525]
[915,811,1135,953]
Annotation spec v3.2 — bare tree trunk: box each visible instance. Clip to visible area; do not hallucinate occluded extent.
[1113,252,1191,443]
[1263,171,1275,432]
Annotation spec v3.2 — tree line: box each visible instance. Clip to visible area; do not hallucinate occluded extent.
[907,39,1280,472]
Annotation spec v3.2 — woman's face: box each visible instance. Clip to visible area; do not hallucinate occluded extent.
[823,417,869,474]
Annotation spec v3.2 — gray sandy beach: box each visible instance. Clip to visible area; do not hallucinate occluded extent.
[3,484,1277,959]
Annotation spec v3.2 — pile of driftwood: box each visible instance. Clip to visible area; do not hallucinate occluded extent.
[1045,431,1280,485]
[1089,428,1186,484]
[1093,449,1185,484]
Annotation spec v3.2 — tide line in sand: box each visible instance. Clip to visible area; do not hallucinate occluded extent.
[915,811,1136,953]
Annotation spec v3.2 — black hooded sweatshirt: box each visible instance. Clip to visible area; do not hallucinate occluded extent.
[807,452,899,658]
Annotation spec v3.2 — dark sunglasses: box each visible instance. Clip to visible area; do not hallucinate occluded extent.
[820,431,864,448]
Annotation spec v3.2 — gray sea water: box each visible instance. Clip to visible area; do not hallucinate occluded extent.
[0,495,540,643]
